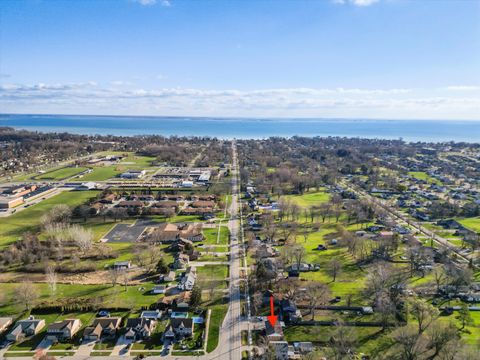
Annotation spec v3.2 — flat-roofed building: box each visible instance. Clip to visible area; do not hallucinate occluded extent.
[0,196,24,209]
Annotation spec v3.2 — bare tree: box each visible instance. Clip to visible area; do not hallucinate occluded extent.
[45,265,57,295]
[305,282,330,320]
[15,282,39,310]
[391,324,427,360]
[121,270,130,292]
[409,298,439,335]
[376,291,396,329]
[108,268,120,287]
[426,321,458,360]
[328,259,342,282]
[301,227,309,243]
[392,325,426,360]
[292,244,306,271]
[41,204,72,228]
[433,266,446,294]
[278,278,302,301]
[327,321,357,360]
[70,226,94,255]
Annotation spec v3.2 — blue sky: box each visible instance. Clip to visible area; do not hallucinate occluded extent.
[0,0,479,119]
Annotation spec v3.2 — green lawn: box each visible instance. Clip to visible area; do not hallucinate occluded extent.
[79,166,122,181]
[197,265,229,290]
[35,166,89,180]
[119,154,157,169]
[203,226,230,245]
[408,171,441,185]
[283,189,330,208]
[0,282,160,317]
[457,217,480,233]
[206,303,228,353]
[284,324,383,344]
[0,190,99,247]
[3,352,36,357]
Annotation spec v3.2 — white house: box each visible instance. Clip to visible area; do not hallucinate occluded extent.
[120,170,146,179]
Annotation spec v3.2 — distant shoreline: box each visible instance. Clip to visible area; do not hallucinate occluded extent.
[1,114,479,143]
[1,113,480,122]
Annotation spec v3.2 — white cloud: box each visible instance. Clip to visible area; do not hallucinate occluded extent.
[351,0,379,6]
[333,0,380,6]
[133,0,157,5]
[443,85,480,91]
[0,82,478,120]
[132,0,171,6]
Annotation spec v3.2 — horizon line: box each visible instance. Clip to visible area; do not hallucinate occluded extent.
[1,113,480,122]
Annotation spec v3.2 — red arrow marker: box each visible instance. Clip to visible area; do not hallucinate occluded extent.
[267,295,278,327]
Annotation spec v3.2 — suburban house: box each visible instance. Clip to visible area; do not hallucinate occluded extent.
[149,223,204,244]
[268,341,289,360]
[293,342,314,354]
[124,318,157,341]
[180,207,214,216]
[46,319,82,341]
[113,261,131,270]
[6,317,46,341]
[178,267,197,291]
[173,253,190,269]
[99,193,116,204]
[0,317,13,334]
[163,318,194,341]
[117,200,144,209]
[140,310,162,320]
[191,200,215,209]
[169,238,193,253]
[151,201,179,210]
[173,291,192,310]
[265,320,284,341]
[159,291,191,311]
[82,317,122,341]
[161,271,176,282]
[280,299,302,323]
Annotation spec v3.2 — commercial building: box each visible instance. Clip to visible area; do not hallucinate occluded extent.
[0,196,24,209]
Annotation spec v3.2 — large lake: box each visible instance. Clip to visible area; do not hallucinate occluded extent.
[0,114,479,143]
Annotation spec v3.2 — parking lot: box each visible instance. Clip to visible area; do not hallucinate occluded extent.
[102,223,148,242]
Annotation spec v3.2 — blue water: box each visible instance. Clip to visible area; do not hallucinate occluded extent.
[170,312,188,318]
[0,114,479,143]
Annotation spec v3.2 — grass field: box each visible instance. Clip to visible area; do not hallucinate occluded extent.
[408,171,441,185]
[206,303,228,353]
[283,189,330,208]
[197,265,229,289]
[79,166,122,181]
[0,282,160,317]
[203,226,230,245]
[35,166,89,180]
[0,190,99,247]
[457,217,480,233]
[119,154,157,169]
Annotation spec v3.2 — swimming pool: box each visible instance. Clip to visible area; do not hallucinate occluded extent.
[170,312,188,318]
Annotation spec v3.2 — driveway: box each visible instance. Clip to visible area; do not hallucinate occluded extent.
[35,338,53,351]
[76,340,96,356]
[110,336,131,356]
